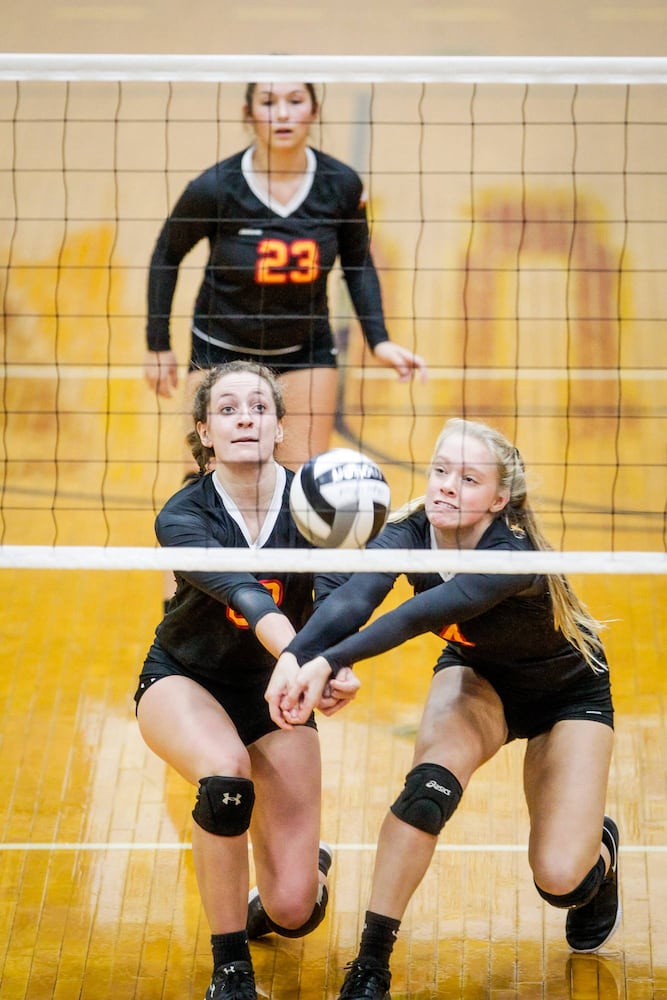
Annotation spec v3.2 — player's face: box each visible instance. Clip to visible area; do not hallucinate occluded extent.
[425,431,509,547]
[197,372,283,466]
[247,82,317,153]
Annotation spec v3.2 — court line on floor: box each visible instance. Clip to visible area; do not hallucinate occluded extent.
[2,842,665,852]
[1,364,665,382]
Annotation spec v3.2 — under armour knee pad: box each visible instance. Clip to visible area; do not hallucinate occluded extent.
[390,763,463,836]
[535,856,605,909]
[266,883,329,939]
[192,775,255,836]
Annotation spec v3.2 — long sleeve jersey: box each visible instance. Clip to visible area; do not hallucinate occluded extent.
[153,467,324,684]
[287,512,605,691]
[146,147,389,354]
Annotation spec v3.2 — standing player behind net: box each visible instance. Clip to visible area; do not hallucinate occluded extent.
[134,361,359,1000]
[267,417,620,1000]
[144,79,426,461]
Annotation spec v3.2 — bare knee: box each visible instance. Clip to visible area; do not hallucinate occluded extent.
[261,878,319,930]
[531,850,597,897]
[210,745,252,781]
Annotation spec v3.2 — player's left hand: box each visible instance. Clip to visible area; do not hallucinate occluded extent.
[373,341,428,383]
[316,666,361,716]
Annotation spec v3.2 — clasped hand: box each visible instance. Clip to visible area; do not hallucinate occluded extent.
[265,651,361,729]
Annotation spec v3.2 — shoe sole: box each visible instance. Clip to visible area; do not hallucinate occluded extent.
[319,840,333,876]
[602,817,619,873]
[247,886,273,939]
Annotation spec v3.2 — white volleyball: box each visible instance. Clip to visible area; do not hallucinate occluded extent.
[289,448,391,548]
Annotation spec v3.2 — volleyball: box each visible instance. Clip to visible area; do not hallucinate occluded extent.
[290,448,391,548]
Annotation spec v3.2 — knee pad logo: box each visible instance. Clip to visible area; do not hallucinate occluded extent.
[192,776,255,835]
[221,791,243,806]
[425,779,453,796]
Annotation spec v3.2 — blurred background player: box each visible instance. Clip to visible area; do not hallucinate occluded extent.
[144,80,427,460]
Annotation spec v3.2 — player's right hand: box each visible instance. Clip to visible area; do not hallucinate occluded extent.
[265,651,302,730]
[279,655,334,726]
[144,349,178,397]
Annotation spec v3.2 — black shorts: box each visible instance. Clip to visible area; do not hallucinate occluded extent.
[433,657,614,742]
[135,641,317,746]
[189,326,338,374]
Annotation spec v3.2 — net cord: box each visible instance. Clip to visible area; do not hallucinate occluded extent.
[1,53,667,84]
[1,545,665,574]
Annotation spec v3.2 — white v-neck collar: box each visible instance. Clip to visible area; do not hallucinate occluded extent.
[242,146,316,218]
[213,464,287,548]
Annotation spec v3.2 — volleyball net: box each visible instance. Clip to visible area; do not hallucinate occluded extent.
[1,54,666,574]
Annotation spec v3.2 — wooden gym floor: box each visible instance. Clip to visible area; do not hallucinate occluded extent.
[1,558,666,999]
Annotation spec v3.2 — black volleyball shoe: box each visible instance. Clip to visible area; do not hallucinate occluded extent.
[205,960,257,1000]
[336,958,392,1000]
[566,816,621,953]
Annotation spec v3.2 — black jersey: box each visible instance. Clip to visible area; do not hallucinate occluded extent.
[153,467,315,685]
[146,147,389,355]
[287,512,606,690]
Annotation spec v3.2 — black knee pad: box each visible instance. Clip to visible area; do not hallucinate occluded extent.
[192,775,255,836]
[266,884,329,939]
[390,763,463,836]
[535,856,605,909]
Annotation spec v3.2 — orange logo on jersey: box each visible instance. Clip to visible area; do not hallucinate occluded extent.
[255,238,320,284]
[227,579,284,629]
[439,623,475,647]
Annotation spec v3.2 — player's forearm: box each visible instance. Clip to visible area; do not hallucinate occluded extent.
[344,267,390,349]
[255,611,297,660]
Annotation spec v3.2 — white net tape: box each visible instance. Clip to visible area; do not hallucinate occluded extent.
[1,545,665,574]
[1,53,667,84]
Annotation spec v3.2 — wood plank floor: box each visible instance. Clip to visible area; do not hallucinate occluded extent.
[1,564,666,999]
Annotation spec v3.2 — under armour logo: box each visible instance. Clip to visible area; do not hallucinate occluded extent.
[222,792,242,806]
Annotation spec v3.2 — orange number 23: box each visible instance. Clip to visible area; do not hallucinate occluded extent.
[255,238,320,284]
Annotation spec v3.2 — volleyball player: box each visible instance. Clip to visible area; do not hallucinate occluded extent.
[267,417,620,1000]
[144,80,426,467]
[134,361,357,1000]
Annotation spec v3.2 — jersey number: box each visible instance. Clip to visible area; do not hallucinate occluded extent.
[255,238,320,284]
[440,623,475,647]
[227,579,284,629]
